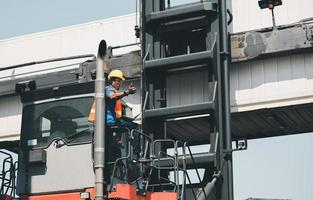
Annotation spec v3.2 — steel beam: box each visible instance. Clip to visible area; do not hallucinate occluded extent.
[144,102,214,119]
[146,2,217,23]
[144,50,213,70]
[139,152,216,169]
[231,18,313,63]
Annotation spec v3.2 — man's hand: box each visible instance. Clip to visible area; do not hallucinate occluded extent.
[126,83,136,95]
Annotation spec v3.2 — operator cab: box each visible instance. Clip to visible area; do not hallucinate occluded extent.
[15,79,139,198]
[16,82,96,196]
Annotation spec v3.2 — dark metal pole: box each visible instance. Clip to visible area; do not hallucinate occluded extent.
[94,40,107,200]
[197,172,221,200]
[0,54,95,71]
[111,42,140,49]
[219,0,233,199]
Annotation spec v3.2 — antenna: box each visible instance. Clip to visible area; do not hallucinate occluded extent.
[134,0,140,39]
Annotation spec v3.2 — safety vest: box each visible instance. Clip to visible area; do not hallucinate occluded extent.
[115,99,122,119]
[88,89,123,122]
[88,101,96,122]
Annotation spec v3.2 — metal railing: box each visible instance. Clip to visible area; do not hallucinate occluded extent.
[107,128,219,200]
[0,150,17,197]
[149,139,207,200]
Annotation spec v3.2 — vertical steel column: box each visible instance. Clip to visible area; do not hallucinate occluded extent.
[141,1,233,199]
[94,40,107,200]
[140,0,145,129]
[219,0,233,199]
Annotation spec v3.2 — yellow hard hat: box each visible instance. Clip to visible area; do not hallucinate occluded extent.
[108,69,125,80]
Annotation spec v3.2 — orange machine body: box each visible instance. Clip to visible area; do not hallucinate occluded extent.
[108,184,178,200]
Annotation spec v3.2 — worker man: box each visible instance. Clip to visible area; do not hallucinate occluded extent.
[106,69,136,126]
[88,69,137,127]
[105,69,140,183]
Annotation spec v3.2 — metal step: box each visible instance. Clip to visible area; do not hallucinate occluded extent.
[146,2,217,24]
[144,102,214,119]
[144,50,213,71]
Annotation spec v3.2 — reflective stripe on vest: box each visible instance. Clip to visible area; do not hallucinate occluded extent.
[115,99,122,119]
[88,86,123,122]
[88,101,96,122]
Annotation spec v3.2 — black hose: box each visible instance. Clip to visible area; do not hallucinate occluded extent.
[227,9,233,25]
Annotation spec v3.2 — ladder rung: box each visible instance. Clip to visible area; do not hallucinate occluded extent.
[144,102,214,119]
[146,2,217,23]
[144,50,213,71]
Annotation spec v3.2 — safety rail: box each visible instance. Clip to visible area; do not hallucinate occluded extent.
[107,128,219,200]
[106,126,132,192]
[150,139,178,193]
[0,150,17,198]
[181,142,207,200]
[149,139,209,200]
[169,141,208,200]
[131,129,153,160]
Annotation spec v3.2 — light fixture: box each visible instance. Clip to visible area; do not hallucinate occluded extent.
[15,80,37,93]
[258,0,283,31]
[258,0,282,10]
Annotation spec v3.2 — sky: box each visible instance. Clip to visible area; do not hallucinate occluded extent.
[0,0,137,39]
[233,133,313,199]
[1,0,313,199]
[0,0,195,39]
